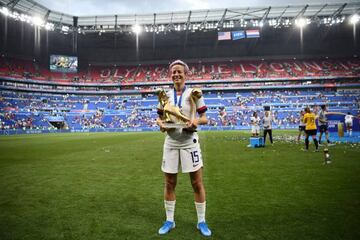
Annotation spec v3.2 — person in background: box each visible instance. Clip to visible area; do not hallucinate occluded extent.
[303,107,319,152]
[318,105,331,145]
[297,110,306,143]
[250,112,260,137]
[345,112,354,136]
[263,111,273,145]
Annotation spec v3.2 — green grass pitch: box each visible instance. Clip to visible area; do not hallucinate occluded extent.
[0,131,359,240]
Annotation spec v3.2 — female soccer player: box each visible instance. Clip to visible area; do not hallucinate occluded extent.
[250,112,260,136]
[303,107,319,152]
[345,112,354,136]
[297,110,306,143]
[156,60,211,237]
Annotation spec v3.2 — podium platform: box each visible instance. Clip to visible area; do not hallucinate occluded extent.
[249,137,264,148]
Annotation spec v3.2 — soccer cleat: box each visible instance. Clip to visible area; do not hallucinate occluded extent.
[158,221,175,235]
[314,149,319,152]
[197,221,212,237]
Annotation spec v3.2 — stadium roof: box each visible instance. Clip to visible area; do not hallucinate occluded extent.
[0,0,360,32]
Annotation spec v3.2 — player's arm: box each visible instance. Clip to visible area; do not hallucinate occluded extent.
[187,112,208,129]
[187,93,208,129]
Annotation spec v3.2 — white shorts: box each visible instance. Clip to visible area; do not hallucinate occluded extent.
[345,121,353,127]
[251,125,260,134]
[162,145,203,174]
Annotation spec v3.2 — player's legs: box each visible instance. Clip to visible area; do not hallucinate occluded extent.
[164,173,177,201]
[318,131,323,144]
[311,133,319,151]
[346,122,352,136]
[190,169,205,203]
[256,126,260,136]
[305,132,310,150]
[159,147,179,235]
[297,127,303,143]
[263,130,268,144]
[325,130,330,143]
[189,169,212,237]
[269,129,273,144]
[251,126,256,136]
[159,173,177,234]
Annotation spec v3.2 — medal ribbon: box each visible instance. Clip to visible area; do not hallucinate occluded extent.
[174,86,186,108]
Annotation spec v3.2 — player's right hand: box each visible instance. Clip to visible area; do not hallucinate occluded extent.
[157,120,169,132]
[160,126,169,132]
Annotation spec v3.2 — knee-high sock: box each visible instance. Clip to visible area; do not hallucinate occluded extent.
[305,137,309,149]
[195,201,206,223]
[164,200,176,222]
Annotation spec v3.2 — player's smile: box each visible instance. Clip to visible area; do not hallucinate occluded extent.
[170,65,186,86]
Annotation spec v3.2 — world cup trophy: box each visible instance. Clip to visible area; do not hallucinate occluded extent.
[156,88,202,129]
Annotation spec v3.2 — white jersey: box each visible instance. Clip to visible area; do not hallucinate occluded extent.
[318,110,327,126]
[157,87,207,149]
[299,117,306,126]
[250,116,260,126]
[263,115,272,129]
[345,114,353,123]
[299,115,306,127]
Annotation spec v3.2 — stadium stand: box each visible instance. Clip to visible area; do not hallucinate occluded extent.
[1,89,359,132]
[1,56,359,83]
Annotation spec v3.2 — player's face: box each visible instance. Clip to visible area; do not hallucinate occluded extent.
[171,64,186,86]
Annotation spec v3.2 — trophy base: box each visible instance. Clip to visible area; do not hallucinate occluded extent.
[162,122,188,129]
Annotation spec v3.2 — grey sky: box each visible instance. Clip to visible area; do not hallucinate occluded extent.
[34,0,356,16]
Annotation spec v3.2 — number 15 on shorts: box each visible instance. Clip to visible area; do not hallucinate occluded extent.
[191,151,200,167]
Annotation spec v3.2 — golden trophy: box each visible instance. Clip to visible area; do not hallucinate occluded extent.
[156,88,202,129]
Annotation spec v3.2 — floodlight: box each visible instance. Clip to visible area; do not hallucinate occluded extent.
[1,7,9,16]
[295,18,307,28]
[350,14,359,25]
[61,25,69,32]
[132,24,142,34]
[45,23,54,31]
[32,16,44,26]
